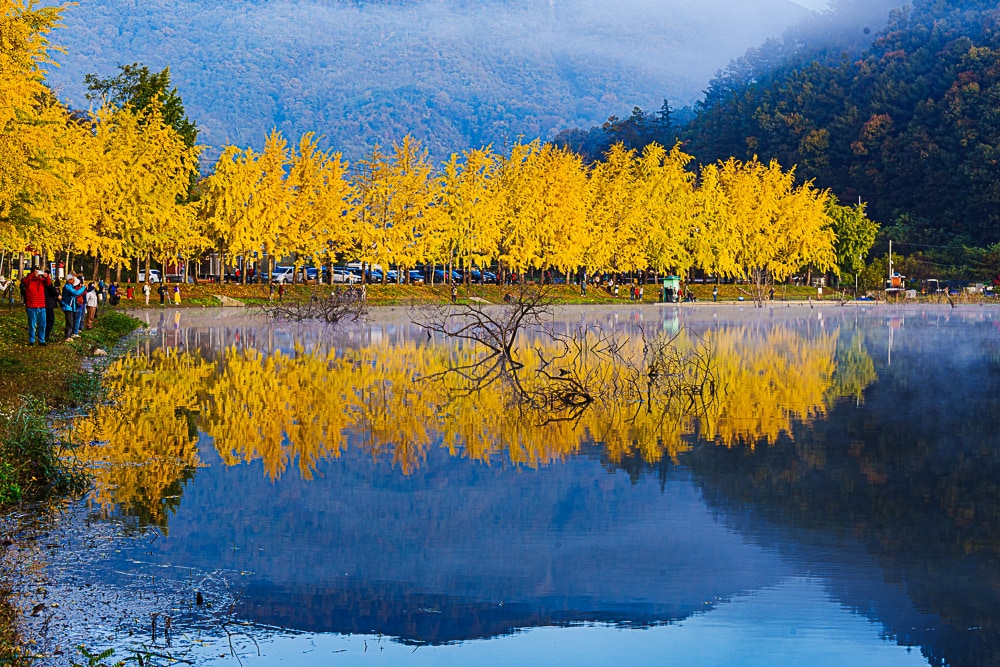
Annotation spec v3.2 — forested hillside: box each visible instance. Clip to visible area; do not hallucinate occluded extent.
[555,0,906,161]
[684,0,1000,247]
[43,0,810,161]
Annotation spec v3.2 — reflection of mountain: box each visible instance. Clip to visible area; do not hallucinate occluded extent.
[149,448,792,643]
[682,313,1000,667]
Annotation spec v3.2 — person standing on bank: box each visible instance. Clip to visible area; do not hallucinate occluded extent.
[142,281,151,306]
[22,265,51,345]
[84,283,98,329]
[73,278,87,335]
[172,284,181,305]
[44,278,59,343]
[60,275,85,340]
[713,285,719,302]
[157,283,166,305]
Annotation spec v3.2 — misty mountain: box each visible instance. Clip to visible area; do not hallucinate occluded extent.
[555,0,906,161]
[684,0,1000,247]
[43,0,813,160]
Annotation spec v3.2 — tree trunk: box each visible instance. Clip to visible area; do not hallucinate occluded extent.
[92,251,100,281]
[144,253,150,283]
[115,261,121,283]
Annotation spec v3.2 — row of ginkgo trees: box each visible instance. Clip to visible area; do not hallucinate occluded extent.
[200,130,854,297]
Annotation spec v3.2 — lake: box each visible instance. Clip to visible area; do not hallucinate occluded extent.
[19,304,1000,666]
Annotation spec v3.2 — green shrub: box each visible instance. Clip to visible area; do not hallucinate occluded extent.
[0,397,86,505]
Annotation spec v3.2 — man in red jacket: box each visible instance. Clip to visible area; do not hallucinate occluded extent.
[21,265,51,345]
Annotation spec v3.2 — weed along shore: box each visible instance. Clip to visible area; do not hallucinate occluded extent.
[0,308,142,666]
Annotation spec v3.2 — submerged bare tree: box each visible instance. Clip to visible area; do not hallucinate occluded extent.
[260,287,369,324]
[414,286,718,427]
[417,286,553,369]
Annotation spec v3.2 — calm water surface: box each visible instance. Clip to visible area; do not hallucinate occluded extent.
[32,305,1000,666]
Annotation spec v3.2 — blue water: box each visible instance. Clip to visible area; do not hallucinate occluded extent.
[40,305,1000,666]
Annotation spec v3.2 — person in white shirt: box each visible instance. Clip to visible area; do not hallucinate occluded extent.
[84,283,99,330]
[142,282,151,306]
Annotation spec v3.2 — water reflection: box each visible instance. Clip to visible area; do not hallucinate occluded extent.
[67,319,874,509]
[56,307,1000,667]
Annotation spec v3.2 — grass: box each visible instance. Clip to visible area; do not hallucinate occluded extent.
[0,307,141,502]
[115,280,840,309]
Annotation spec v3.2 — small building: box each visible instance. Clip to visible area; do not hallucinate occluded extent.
[662,276,681,303]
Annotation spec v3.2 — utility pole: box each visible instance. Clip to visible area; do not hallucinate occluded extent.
[888,239,893,286]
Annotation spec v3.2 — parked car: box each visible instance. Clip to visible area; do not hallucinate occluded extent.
[431,269,461,283]
[137,269,161,283]
[345,266,382,282]
[466,268,497,283]
[408,270,425,284]
[332,268,360,284]
[271,266,295,283]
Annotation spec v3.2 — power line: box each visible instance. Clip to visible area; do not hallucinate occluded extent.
[889,240,985,251]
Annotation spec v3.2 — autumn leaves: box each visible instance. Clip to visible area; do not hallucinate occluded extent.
[199,133,839,288]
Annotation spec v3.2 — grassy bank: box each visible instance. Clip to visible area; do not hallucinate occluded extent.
[110,281,840,307]
[0,307,142,666]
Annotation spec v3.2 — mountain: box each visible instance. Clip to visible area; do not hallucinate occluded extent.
[684,0,1000,247]
[43,0,811,161]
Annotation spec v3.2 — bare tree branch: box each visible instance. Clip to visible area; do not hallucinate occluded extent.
[258,287,369,324]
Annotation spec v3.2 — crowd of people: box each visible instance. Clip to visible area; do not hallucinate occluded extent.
[9,267,183,346]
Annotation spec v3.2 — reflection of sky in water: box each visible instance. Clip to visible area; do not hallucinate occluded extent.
[37,305,1000,665]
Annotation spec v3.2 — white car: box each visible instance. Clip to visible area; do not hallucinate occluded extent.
[271,266,294,283]
[332,268,360,284]
[138,270,161,283]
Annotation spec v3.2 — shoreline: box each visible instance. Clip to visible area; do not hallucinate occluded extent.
[0,309,143,666]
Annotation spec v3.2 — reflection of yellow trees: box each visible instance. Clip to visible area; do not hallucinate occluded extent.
[70,325,877,505]
[701,327,839,448]
[65,350,212,528]
[204,343,442,478]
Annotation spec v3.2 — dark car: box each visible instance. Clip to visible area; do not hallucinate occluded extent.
[431,269,461,283]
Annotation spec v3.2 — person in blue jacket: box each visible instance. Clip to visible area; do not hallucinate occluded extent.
[60,275,86,340]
